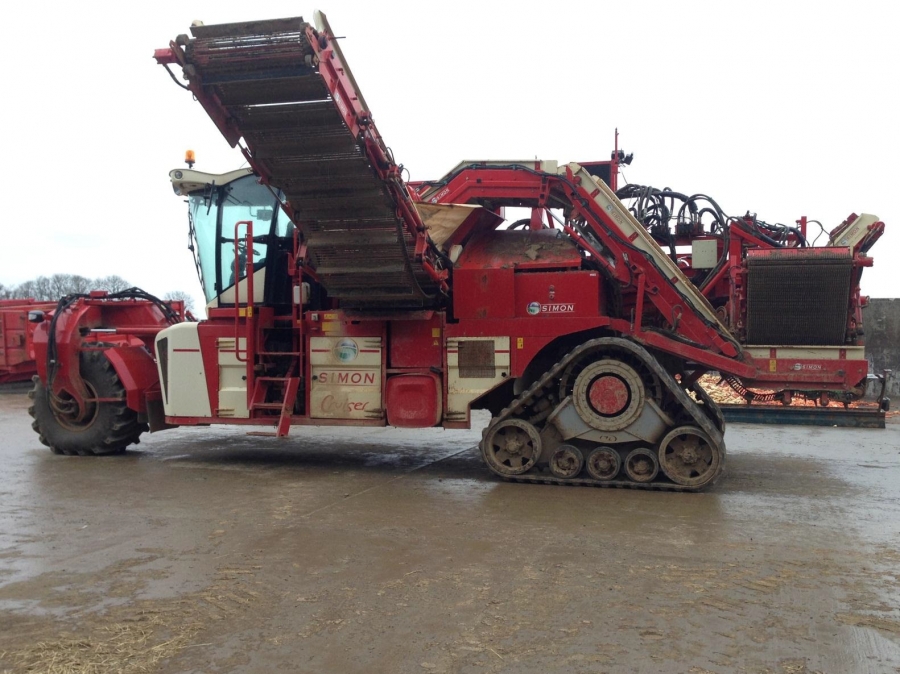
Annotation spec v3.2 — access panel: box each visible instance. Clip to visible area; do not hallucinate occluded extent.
[310,336,383,420]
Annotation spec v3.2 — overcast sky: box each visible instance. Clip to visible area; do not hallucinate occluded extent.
[2,1,897,312]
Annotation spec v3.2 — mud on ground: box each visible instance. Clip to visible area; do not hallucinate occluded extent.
[1,384,899,673]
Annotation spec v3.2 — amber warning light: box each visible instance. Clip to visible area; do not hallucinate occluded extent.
[185,150,196,168]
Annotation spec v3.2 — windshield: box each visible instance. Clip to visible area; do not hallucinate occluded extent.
[188,187,219,302]
[187,175,283,303]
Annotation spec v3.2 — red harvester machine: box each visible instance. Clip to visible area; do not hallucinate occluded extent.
[25,13,885,490]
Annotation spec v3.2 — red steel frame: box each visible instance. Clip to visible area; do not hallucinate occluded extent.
[416,163,875,395]
[30,295,186,420]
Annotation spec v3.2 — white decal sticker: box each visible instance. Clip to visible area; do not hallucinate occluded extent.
[430,187,450,204]
[334,92,348,116]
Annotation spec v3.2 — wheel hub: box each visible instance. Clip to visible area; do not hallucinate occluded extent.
[588,376,629,415]
[632,458,652,476]
[504,435,524,455]
[594,454,615,472]
[678,446,699,465]
[572,360,645,432]
[49,384,99,431]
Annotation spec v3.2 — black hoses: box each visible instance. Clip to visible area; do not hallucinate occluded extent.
[45,288,183,395]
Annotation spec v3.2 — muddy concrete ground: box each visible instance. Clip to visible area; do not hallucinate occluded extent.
[1,385,899,674]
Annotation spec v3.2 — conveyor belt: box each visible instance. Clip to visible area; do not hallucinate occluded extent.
[179,16,441,310]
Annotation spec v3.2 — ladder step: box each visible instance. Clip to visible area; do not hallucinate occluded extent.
[252,402,285,410]
[276,376,300,438]
[246,431,278,437]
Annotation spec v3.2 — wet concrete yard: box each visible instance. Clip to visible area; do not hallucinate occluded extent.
[1,384,900,673]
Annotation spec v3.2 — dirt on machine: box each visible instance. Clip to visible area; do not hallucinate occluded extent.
[23,12,886,490]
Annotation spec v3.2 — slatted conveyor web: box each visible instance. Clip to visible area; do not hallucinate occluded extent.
[182,17,440,310]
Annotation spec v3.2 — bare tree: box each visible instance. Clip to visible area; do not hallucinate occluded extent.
[94,275,131,293]
[8,277,55,300]
[3,273,138,301]
[49,274,72,298]
[35,276,54,300]
[12,280,33,299]
[70,275,92,294]
[164,290,196,313]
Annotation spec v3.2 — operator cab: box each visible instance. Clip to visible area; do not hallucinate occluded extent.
[170,168,295,312]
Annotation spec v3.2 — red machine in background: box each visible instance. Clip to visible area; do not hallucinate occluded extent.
[0,300,56,383]
[24,13,886,491]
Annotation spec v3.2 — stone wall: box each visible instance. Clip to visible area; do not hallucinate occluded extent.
[864,298,900,397]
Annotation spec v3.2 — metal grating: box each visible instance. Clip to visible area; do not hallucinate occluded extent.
[458,340,496,379]
[181,18,440,310]
[746,248,852,345]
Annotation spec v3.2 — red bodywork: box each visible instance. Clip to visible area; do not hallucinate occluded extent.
[30,294,185,426]
[416,165,881,395]
[154,190,877,432]
[0,300,56,383]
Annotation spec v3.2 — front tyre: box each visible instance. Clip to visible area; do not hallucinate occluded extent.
[28,351,147,456]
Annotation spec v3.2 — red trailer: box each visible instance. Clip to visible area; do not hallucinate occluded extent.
[0,300,57,384]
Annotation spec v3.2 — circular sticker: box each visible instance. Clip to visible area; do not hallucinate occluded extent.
[333,338,359,363]
[526,302,541,315]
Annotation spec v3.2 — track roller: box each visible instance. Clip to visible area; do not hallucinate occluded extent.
[623,448,659,483]
[549,444,584,479]
[482,418,541,476]
[585,446,621,481]
[657,426,721,488]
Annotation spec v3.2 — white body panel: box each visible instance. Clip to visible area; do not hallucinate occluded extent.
[216,337,249,418]
[744,345,866,360]
[692,239,719,269]
[155,323,212,418]
[447,336,510,421]
[829,213,880,249]
[309,336,383,420]
[169,167,253,196]
[207,267,266,310]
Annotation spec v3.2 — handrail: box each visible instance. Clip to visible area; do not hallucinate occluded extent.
[232,220,254,364]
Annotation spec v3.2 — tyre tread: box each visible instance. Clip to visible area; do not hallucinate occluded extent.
[28,350,145,456]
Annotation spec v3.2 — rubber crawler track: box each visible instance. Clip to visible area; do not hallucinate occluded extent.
[480,337,726,492]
